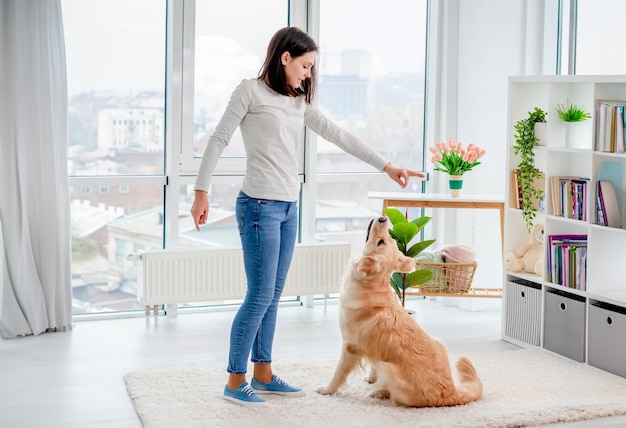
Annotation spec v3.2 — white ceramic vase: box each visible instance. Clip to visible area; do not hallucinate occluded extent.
[534,122,547,146]
[564,121,588,149]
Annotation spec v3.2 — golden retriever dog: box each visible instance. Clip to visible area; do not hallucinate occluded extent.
[316,216,482,407]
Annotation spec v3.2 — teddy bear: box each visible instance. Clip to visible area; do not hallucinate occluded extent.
[506,223,544,276]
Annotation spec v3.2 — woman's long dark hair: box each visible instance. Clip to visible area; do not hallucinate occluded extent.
[258,27,318,104]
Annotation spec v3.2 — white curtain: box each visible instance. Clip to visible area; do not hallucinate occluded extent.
[0,0,72,338]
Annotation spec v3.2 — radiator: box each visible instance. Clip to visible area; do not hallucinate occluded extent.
[129,242,351,314]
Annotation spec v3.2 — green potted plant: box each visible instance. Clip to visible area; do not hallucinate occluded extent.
[384,207,436,307]
[513,107,546,232]
[556,102,591,122]
[556,101,592,149]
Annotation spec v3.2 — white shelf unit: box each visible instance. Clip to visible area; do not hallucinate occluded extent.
[503,75,626,378]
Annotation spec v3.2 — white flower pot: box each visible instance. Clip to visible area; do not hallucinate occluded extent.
[564,121,588,149]
[534,122,547,146]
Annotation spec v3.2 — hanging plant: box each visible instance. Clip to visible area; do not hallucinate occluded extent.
[513,107,546,232]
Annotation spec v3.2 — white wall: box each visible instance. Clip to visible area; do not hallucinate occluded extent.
[428,0,547,309]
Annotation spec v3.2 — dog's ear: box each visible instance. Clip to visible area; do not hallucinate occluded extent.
[395,255,415,273]
[356,255,383,277]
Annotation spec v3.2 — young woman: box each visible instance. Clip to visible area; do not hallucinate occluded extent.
[191,26,424,406]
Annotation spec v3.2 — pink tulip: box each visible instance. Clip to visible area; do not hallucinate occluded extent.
[430,138,485,174]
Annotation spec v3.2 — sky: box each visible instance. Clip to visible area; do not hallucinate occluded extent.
[61,0,427,96]
[60,0,626,96]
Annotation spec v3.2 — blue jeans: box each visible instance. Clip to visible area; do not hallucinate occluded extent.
[228,191,298,374]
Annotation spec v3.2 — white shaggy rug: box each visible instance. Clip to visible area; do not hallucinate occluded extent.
[124,349,626,428]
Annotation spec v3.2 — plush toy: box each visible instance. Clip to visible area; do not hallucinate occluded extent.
[506,223,544,276]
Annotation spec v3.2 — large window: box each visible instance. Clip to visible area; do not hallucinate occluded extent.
[64,0,166,176]
[184,0,287,168]
[575,0,626,74]
[314,0,428,253]
[317,0,427,173]
[178,0,287,249]
[63,0,429,314]
[555,0,626,75]
[63,0,167,314]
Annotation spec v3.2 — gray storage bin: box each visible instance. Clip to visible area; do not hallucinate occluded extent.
[588,301,626,378]
[543,288,586,362]
[505,278,541,346]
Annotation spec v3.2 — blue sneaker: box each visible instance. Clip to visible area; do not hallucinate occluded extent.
[223,381,267,407]
[251,375,305,396]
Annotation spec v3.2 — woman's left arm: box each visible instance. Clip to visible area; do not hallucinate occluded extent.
[382,163,425,189]
[305,106,425,187]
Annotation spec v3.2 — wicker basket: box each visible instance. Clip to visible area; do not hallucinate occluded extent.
[414,261,477,294]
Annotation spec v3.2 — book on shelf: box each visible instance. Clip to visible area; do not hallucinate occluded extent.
[597,180,622,228]
[511,169,544,211]
[562,242,588,290]
[595,100,626,152]
[570,178,588,221]
[597,161,623,220]
[546,234,588,290]
[613,105,624,153]
[549,175,589,220]
[511,169,521,209]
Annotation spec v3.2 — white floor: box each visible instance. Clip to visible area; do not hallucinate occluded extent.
[1,297,625,428]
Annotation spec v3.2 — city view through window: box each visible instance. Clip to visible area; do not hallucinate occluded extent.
[63,1,619,315]
[64,0,428,314]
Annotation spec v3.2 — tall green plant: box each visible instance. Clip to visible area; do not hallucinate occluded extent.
[513,107,546,232]
[385,207,436,307]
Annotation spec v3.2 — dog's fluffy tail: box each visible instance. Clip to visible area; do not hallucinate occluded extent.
[449,357,482,405]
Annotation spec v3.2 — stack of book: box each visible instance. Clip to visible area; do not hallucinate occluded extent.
[596,100,626,152]
[546,234,588,290]
[549,175,589,220]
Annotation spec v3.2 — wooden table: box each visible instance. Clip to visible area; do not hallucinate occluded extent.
[368,192,505,252]
[368,192,505,298]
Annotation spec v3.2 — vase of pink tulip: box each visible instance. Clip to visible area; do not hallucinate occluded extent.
[429,140,486,197]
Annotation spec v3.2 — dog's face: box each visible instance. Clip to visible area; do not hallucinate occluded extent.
[355,217,415,279]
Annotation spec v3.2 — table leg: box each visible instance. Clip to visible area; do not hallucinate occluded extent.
[499,205,505,255]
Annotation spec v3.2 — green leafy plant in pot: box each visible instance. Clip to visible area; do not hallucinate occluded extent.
[555,101,591,150]
[385,207,436,307]
[556,102,591,122]
[513,107,546,232]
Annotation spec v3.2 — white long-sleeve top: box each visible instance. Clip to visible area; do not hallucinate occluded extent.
[194,78,389,202]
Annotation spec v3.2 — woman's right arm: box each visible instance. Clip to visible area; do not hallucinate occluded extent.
[194,80,253,192]
[192,80,253,230]
[191,190,209,231]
